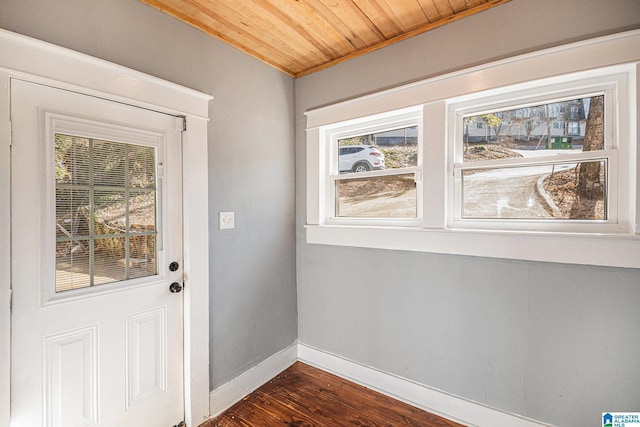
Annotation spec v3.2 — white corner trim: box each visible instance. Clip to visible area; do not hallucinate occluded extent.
[182,116,212,427]
[209,343,298,418]
[297,343,555,427]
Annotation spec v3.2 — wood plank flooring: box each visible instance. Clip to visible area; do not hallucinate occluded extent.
[200,362,465,427]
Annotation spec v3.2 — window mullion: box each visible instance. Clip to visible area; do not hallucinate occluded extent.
[331,166,418,181]
[423,101,446,229]
[455,149,616,171]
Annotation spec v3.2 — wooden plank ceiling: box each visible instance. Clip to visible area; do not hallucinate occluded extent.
[139,0,512,77]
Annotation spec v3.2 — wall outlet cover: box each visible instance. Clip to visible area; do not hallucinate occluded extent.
[219,211,235,230]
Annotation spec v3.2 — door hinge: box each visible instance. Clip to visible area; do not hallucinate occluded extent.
[176,116,186,132]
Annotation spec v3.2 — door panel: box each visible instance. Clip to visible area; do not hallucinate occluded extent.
[126,307,167,408]
[10,80,184,427]
[43,325,98,427]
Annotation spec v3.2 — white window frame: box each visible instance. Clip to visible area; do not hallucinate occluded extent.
[306,29,640,269]
[45,112,168,305]
[447,73,628,234]
[325,107,423,227]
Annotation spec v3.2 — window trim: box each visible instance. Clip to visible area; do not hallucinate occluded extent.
[305,29,640,268]
[325,107,423,227]
[447,76,627,234]
[45,112,167,304]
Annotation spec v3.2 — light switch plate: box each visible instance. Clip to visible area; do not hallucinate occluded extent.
[219,211,235,230]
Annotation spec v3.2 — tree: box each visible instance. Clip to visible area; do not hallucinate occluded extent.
[516,106,546,142]
[577,95,604,199]
[463,116,476,150]
[481,113,503,142]
[339,135,371,146]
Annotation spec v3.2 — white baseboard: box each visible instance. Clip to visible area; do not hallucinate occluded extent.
[209,342,298,417]
[209,342,553,427]
[298,343,554,427]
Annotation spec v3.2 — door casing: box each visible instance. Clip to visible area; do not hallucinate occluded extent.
[0,29,212,427]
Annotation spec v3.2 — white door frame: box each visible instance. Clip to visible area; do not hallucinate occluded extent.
[0,29,212,427]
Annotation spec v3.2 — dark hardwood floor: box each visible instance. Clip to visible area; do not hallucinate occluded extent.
[200,362,465,427]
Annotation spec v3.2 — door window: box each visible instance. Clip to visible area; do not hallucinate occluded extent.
[55,134,158,292]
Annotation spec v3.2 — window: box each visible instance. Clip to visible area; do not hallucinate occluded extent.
[55,134,158,292]
[451,92,615,231]
[568,121,581,135]
[326,109,421,224]
[305,31,639,268]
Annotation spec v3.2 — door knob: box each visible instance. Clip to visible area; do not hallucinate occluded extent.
[169,261,180,272]
[169,282,183,293]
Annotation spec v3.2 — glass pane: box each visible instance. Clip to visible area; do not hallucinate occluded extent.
[336,174,416,218]
[128,145,156,189]
[93,140,127,187]
[55,135,90,185]
[56,188,90,239]
[94,190,127,232]
[127,192,156,233]
[129,235,157,279]
[463,95,604,162]
[462,160,606,220]
[93,236,127,285]
[55,134,158,293]
[338,125,417,173]
[56,240,91,292]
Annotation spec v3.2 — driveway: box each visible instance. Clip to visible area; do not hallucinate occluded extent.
[463,169,552,218]
[338,188,416,218]
[463,149,579,218]
[337,149,580,219]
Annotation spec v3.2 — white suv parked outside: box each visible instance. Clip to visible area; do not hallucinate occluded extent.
[339,145,385,173]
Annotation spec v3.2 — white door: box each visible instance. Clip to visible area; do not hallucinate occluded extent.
[10,79,185,427]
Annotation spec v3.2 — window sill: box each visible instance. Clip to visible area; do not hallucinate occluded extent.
[305,224,640,269]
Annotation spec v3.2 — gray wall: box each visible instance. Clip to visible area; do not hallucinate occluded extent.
[4,0,640,425]
[0,0,297,390]
[295,1,640,426]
